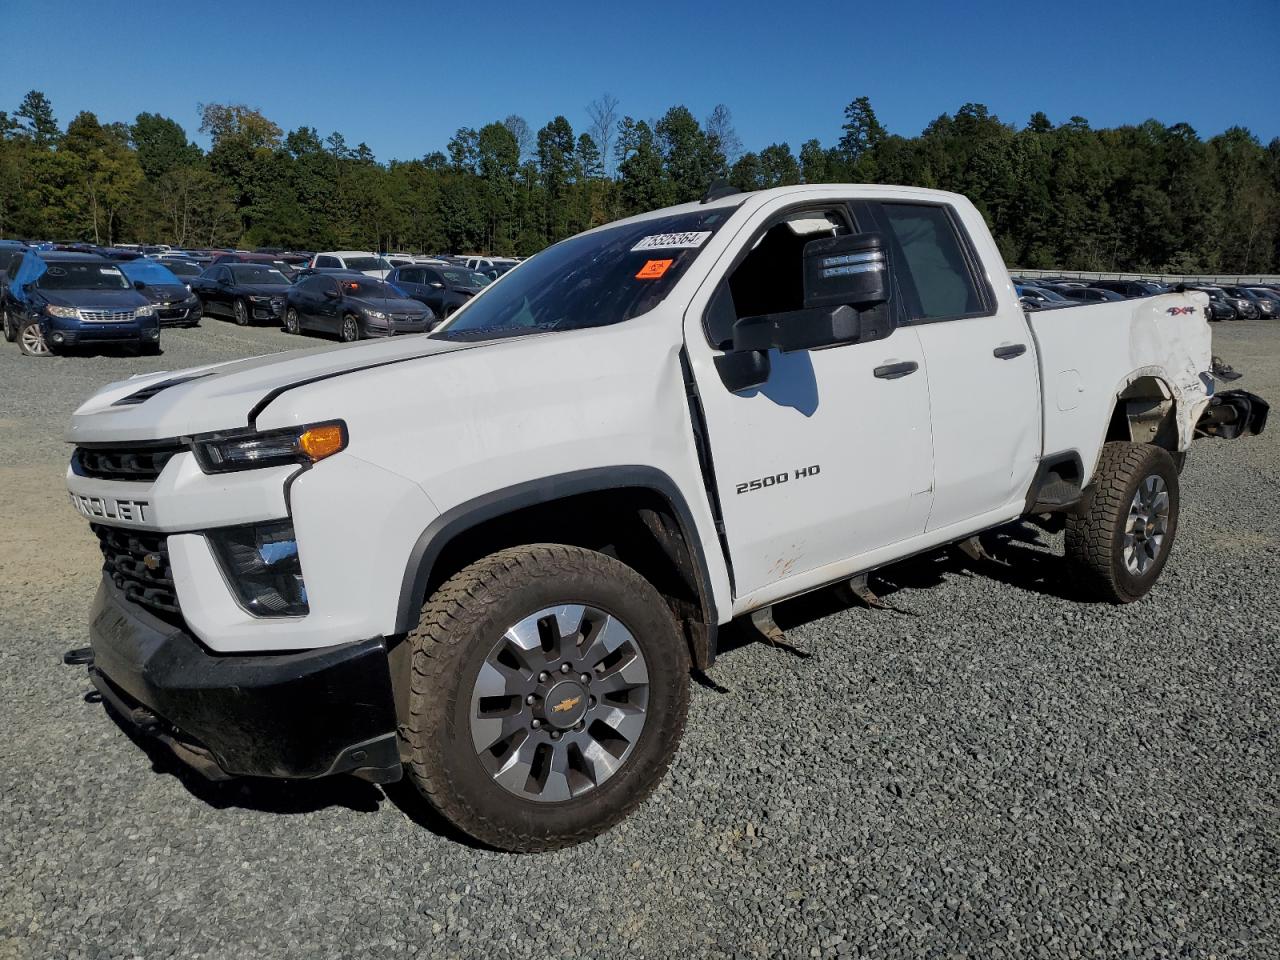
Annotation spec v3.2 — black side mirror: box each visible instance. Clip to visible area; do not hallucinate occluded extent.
[323,288,339,300]
[731,232,892,354]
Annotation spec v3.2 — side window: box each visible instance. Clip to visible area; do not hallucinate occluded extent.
[401,268,421,284]
[316,255,339,269]
[422,269,441,285]
[705,208,850,349]
[877,203,984,321]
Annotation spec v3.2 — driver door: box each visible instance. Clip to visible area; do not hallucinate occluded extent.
[683,199,934,609]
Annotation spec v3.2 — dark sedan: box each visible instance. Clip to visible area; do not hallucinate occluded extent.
[1044,284,1126,303]
[387,264,490,320]
[118,259,202,327]
[1219,286,1269,320]
[190,263,292,326]
[284,272,434,341]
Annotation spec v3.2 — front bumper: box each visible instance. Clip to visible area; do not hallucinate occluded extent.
[157,303,201,327]
[247,299,284,321]
[43,317,160,346]
[84,576,402,783]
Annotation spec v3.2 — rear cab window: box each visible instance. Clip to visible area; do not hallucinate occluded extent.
[873,202,991,322]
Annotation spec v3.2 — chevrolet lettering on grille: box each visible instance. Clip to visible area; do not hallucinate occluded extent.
[70,493,151,523]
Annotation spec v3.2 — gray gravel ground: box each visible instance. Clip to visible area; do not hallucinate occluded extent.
[1,315,1277,959]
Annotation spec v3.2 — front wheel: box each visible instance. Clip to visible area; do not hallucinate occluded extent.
[233,298,249,326]
[284,307,301,335]
[1065,442,1180,603]
[17,319,51,357]
[2,308,15,343]
[403,544,690,851]
[340,314,360,342]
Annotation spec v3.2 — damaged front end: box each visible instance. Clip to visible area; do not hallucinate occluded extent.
[1196,389,1269,440]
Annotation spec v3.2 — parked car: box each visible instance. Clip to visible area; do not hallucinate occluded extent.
[1016,284,1072,309]
[118,259,203,327]
[1219,286,1269,320]
[1245,287,1280,316]
[63,183,1267,852]
[284,271,433,341]
[2,251,159,356]
[1046,284,1126,303]
[0,240,29,304]
[309,251,392,278]
[1185,286,1241,321]
[211,252,300,280]
[387,263,491,319]
[189,263,292,326]
[1089,279,1169,298]
[158,259,204,288]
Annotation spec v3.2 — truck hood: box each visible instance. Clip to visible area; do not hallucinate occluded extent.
[66,334,493,444]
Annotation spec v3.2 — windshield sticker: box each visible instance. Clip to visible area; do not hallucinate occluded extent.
[631,231,712,252]
[100,268,120,275]
[636,259,674,280]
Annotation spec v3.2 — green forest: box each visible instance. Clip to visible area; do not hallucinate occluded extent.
[1,90,1276,273]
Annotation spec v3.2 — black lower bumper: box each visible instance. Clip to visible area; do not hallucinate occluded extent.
[85,577,402,783]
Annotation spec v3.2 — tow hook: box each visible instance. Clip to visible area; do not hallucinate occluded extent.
[1196,390,1269,440]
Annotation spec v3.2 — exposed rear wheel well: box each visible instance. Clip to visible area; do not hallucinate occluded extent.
[1105,376,1180,452]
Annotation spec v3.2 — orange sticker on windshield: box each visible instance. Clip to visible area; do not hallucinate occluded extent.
[636,259,673,279]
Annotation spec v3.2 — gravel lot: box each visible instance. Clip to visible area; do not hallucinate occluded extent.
[1,316,1277,960]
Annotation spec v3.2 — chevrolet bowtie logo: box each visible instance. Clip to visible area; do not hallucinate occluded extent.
[551,695,582,714]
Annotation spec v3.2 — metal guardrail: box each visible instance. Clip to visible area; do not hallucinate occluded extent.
[1012,268,1280,285]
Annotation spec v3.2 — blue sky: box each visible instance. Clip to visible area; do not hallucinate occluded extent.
[4,0,1276,162]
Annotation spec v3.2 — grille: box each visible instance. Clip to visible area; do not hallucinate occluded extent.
[78,309,137,324]
[93,523,180,615]
[75,443,185,481]
[392,313,424,323]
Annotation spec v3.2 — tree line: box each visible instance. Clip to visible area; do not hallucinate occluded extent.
[1,90,1276,273]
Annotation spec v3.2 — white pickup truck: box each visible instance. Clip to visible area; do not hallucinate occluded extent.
[65,184,1266,851]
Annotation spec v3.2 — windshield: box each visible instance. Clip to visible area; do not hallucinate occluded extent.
[164,260,202,277]
[340,277,403,299]
[37,261,130,290]
[436,208,737,339]
[344,256,391,272]
[120,260,182,285]
[438,269,490,288]
[230,265,290,285]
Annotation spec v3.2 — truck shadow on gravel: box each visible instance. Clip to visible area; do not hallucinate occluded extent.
[102,700,491,846]
[714,519,1089,665]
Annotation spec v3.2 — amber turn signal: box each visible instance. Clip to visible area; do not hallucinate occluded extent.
[298,423,347,462]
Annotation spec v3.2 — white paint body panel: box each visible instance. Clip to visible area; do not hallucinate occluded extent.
[64,184,1215,652]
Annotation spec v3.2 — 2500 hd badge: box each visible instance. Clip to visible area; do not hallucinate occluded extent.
[70,492,151,523]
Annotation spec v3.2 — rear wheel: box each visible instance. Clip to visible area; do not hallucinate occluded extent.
[403,544,690,851]
[340,314,360,342]
[233,298,249,326]
[2,308,15,343]
[284,307,301,335]
[1066,442,1180,603]
[17,319,51,357]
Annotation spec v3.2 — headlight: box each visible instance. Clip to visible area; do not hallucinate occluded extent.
[248,295,273,303]
[208,520,308,617]
[193,421,347,473]
[135,305,155,318]
[45,305,78,319]
[365,309,388,321]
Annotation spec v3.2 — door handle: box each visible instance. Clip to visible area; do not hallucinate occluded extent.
[993,343,1027,359]
[873,361,919,380]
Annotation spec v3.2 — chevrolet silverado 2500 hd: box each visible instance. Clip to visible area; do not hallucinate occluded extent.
[65,184,1267,851]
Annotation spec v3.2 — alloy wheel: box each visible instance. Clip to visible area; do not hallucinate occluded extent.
[342,316,359,341]
[285,308,300,334]
[469,604,650,803]
[1123,474,1170,575]
[20,323,50,356]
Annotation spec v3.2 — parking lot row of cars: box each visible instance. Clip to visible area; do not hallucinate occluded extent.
[1014,275,1280,321]
[0,239,522,356]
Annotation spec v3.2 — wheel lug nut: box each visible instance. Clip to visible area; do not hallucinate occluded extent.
[550,731,561,740]
[538,672,548,682]
[560,663,571,674]
[588,696,596,707]
[580,674,590,684]
[531,719,542,729]
[525,694,536,705]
